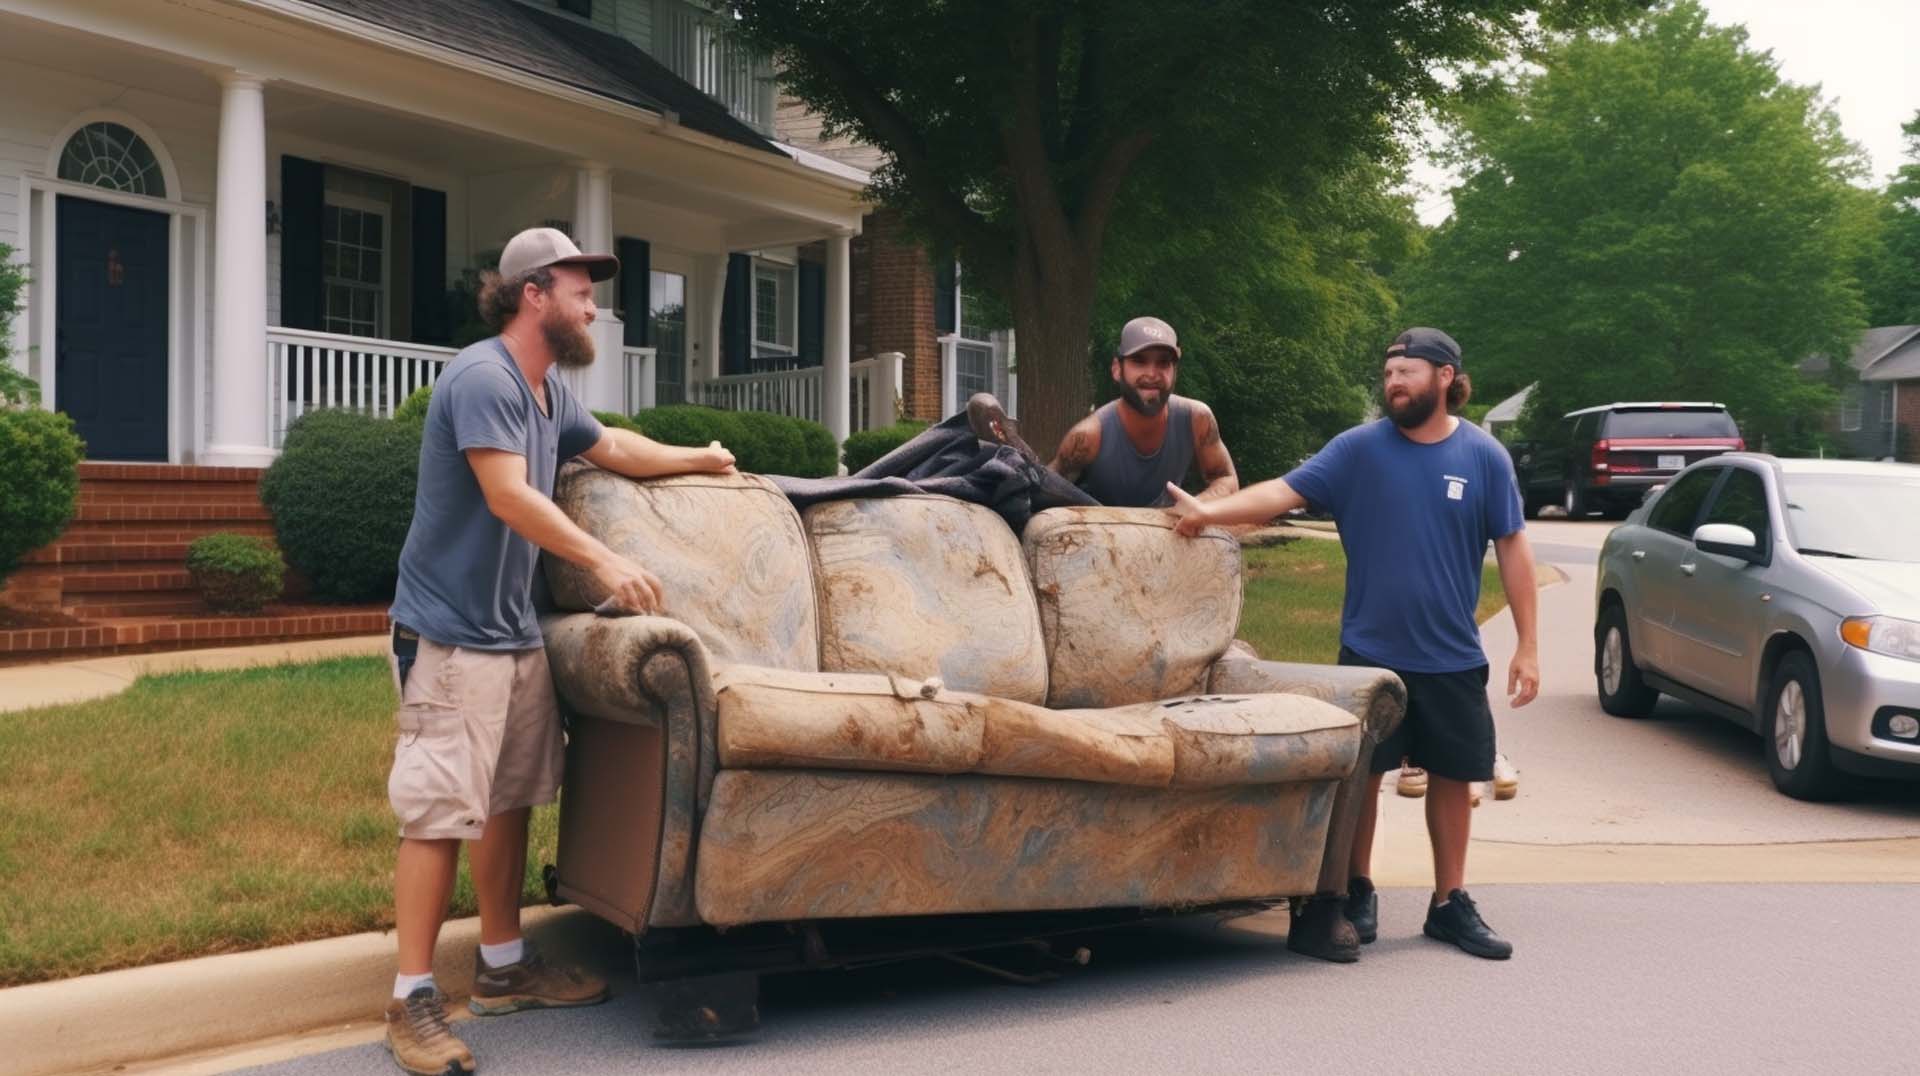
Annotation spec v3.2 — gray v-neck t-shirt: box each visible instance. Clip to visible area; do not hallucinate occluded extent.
[389,338,603,650]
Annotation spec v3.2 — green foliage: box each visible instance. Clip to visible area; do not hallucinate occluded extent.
[0,245,34,408]
[185,534,284,614]
[728,0,1646,440]
[626,406,835,477]
[591,409,640,433]
[1399,2,1868,446]
[259,410,420,603]
[842,421,929,474]
[445,248,502,349]
[1859,112,1920,327]
[0,407,82,585]
[392,384,433,425]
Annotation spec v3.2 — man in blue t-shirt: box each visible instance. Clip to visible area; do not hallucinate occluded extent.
[379,227,736,1076]
[1165,327,1539,962]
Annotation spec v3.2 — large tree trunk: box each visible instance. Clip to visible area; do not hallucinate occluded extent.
[1004,222,1101,459]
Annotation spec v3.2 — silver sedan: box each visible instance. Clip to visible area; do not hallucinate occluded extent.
[1593,454,1920,800]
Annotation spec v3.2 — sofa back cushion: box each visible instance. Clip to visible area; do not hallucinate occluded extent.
[803,495,1049,704]
[1024,507,1241,708]
[546,464,819,670]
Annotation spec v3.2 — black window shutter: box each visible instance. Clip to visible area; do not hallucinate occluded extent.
[722,253,751,376]
[556,0,592,18]
[409,186,448,345]
[798,260,824,366]
[617,237,651,347]
[279,155,324,331]
[934,258,957,334]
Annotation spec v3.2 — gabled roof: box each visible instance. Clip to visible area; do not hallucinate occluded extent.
[296,0,779,155]
[1858,325,1920,382]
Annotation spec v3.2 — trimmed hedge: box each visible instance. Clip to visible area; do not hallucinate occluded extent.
[393,384,434,425]
[259,409,420,603]
[627,405,836,478]
[186,533,284,613]
[842,421,929,474]
[0,405,83,586]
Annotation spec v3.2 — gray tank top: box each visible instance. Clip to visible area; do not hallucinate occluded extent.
[1076,396,1196,508]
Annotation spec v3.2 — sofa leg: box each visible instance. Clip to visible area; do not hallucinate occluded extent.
[649,970,761,1046]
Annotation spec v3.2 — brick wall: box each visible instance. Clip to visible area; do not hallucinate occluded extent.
[858,210,943,422]
[1897,379,1920,462]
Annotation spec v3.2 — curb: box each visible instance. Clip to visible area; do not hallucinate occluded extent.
[1,904,619,1076]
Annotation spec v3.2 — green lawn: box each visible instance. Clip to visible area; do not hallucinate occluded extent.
[1237,538,1508,664]
[0,540,1508,986]
[0,658,555,987]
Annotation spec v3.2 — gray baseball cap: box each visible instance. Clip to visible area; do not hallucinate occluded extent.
[1118,316,1180,359]
[497,226,619,283]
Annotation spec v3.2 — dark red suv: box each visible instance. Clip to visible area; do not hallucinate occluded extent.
[1510,403,1745,519]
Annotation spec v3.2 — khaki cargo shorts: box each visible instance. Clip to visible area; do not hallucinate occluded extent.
[386,626,564,841]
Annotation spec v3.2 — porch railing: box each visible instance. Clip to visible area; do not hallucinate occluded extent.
[695,352,902,434]
[268,326,456,448]
[623,346,659,415]
[653,0,776,135]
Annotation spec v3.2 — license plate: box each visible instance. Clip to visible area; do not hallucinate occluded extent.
[1658,454,1685,470]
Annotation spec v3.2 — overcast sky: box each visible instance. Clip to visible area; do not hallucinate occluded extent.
[1409,0,1920,225]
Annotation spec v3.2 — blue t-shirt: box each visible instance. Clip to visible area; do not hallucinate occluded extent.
[389,338,604,650]
[1282,418,1524,674]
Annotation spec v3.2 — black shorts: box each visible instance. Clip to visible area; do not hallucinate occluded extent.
[1339,645,1496,782]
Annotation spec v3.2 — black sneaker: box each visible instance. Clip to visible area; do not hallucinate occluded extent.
[1286,895,1360,963]
[1423,889,1513,959]
[1344,876,1378,944]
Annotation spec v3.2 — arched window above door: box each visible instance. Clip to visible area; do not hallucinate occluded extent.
[57,122,166,198]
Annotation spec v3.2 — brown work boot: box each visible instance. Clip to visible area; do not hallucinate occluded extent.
[384,986,475,1076]
[468,944,608,1016]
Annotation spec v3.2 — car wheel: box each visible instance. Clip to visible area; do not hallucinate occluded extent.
[1564,481,1590,519]
[1764,650,1846,801]
[1595,603,1659,717]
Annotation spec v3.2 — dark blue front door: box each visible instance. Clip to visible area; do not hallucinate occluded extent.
[57,195,169,461]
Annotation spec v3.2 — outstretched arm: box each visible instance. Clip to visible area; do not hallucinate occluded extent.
[580,426,735,479]
[1190,403,1239,500]
[1048,416,1102,483]
[1163,477,1307,536]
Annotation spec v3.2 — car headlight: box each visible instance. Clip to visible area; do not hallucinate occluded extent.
[1840,616,1920,662]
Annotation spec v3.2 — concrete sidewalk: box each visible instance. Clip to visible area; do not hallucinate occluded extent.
[0,634,388,713]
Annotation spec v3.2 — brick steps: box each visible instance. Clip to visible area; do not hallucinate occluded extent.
[1,463,378,666]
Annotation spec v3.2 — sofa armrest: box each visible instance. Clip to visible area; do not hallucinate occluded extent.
[1206,646,1406,744]
[541,613,717,726]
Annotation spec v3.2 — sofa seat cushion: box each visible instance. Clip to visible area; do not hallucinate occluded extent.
[709,665,1358,788]
[1024,507,1242,709]
[803,495,1049,704]
[546,466,820,671]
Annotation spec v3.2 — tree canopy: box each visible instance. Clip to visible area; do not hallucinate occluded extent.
[1399,1,1872,449]
[730,0,1646,451]
[1860,112,1920,328]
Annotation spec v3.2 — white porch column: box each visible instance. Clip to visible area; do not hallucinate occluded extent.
[822,232,851,444]
[204,73,275,467]
[571,166,624,413]
[871,351,904,431]
[700,252,730,388]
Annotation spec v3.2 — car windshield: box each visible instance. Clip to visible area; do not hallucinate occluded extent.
[1782,473,1920,563]
[1604,409,1739,438]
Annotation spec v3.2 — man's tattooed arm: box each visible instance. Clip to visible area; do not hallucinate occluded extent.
[1049,418,1101,480]
[1192,405,1240,500]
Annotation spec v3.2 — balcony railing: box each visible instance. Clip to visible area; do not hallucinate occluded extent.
[268,326,456,448]
[653,0,776,135]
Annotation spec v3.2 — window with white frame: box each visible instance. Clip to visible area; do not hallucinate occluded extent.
[949,262,1000,402]
[320,170,395,340]
[751,260,796,359]
[1839,383,1864,432]
[1882,384,1896,424]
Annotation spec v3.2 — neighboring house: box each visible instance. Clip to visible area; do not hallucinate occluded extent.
[1480,382,1535,440]
[0,0,889,467]
[1800,325,1920,461]
[773,95,1017,425]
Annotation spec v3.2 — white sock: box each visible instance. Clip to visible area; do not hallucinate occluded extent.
[394,971,436,999]
[480,937,525,969]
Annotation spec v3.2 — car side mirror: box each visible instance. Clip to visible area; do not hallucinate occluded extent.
[1693,522,1761,563]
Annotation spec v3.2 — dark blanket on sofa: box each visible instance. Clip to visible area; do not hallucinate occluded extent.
[769,407,1100,531]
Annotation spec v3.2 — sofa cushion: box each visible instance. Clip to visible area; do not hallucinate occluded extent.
[1024,507,1242,708]
[804,495,1049,703]
[546,465,820,671]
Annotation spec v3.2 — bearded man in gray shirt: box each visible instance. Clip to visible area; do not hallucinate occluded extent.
[379,227,734,1076]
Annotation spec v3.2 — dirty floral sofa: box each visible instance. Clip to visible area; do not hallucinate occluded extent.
[537,465,1405,985]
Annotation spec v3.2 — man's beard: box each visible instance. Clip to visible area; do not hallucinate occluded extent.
[1120,382,1168,417]
[543,310,596,368]
[1386,384,1441,428]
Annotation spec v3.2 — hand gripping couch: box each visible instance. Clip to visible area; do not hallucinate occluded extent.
[536,465,1405,1018]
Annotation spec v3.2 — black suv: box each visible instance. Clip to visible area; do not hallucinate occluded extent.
[1509,403,1744,519]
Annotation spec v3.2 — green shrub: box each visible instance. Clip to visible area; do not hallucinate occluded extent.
[259,410,420,603]
[625,406,835,478]
[842,421,929,474]
[392,384,433,425]
[186,533,284,613]
[0,405,83,585]
[591,410,641,434]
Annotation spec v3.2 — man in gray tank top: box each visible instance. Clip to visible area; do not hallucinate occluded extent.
[1048,316,1239,507]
